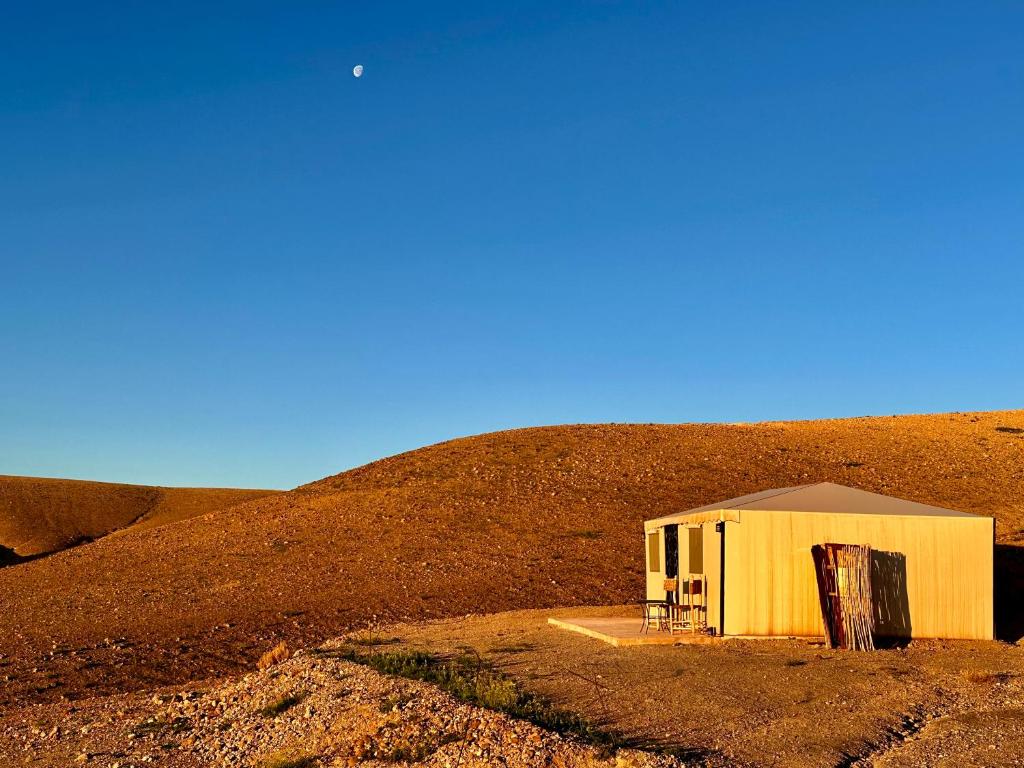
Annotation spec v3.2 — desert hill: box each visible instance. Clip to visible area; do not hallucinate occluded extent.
[1,410,1022,711]
[0,475,279,561]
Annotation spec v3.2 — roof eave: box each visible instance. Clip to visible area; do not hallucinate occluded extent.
[644,508,741,531]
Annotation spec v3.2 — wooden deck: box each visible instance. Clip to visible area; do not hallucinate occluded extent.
[547,616,724,647]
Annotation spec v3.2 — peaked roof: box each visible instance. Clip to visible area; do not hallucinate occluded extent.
[645,482,981,528]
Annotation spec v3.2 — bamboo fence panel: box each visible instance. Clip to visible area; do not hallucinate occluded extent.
[812,543,875,651]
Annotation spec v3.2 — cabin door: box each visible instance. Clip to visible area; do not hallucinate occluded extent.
[664,525,679,579]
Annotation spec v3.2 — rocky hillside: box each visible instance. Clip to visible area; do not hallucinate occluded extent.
[0,475,279,559]
[1,410,1022,711]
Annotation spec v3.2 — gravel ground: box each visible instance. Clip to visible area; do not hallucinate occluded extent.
[4,607,1023,767]
[0,644,682,768]
[870,708,1024,767]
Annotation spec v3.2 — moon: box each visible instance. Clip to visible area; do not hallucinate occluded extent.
[353,65,364,78]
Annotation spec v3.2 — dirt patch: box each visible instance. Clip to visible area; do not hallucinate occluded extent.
[379,607,1024,768]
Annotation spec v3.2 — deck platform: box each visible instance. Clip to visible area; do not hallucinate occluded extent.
[547,616,724,647]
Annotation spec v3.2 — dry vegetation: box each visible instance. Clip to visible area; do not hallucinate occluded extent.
[0,638,681,768]
[377,606,1024,767]
[3,609,1021,767]
[0,409,1022,733]
[258,642,293,672]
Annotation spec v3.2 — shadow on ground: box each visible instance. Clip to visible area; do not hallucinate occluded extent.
[0,545,24,568]
[995,544,1024,643]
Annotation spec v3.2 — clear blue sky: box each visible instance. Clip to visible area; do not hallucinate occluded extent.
[2,2,1022,489]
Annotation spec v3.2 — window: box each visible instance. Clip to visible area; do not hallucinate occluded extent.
[688,526,703,573]
[647,531,661,572]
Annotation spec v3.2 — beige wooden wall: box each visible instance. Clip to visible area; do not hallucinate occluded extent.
[645,528,665,600]
[644,523,726,632]
[702,522,722,633]
[724,510,994,640]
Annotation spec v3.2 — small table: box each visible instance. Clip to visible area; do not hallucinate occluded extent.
[639,599,671,633]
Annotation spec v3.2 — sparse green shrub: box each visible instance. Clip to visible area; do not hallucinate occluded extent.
[472,674,519,710]
[259,691,306,717]
[358,732,460,763]
[130,716,191,738]
[347,633,402,647]
[378,691,416,713]
[486,642,535,655]
[565,529,603,540]
[337,646,623,751]
[258,752,318,768]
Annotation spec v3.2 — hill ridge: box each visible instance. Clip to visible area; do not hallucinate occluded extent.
[0,409,1022,711]
[0,474,279,561]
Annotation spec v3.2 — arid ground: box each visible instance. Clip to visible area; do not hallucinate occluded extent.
[1,410,1023,766]
[3,607,1022,767]
[0,475,279,561]
[385,607,1024,767]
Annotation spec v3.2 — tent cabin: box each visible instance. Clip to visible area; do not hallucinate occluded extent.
[644,482,994,641]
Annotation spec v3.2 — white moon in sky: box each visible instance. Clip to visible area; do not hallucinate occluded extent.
[353,65,364,78]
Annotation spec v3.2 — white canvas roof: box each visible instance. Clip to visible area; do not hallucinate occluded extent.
[645,482,983,529]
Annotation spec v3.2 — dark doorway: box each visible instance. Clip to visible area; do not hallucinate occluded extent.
[871,549,912,644]
[664,525,678,579]
[996,544,1024,642]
